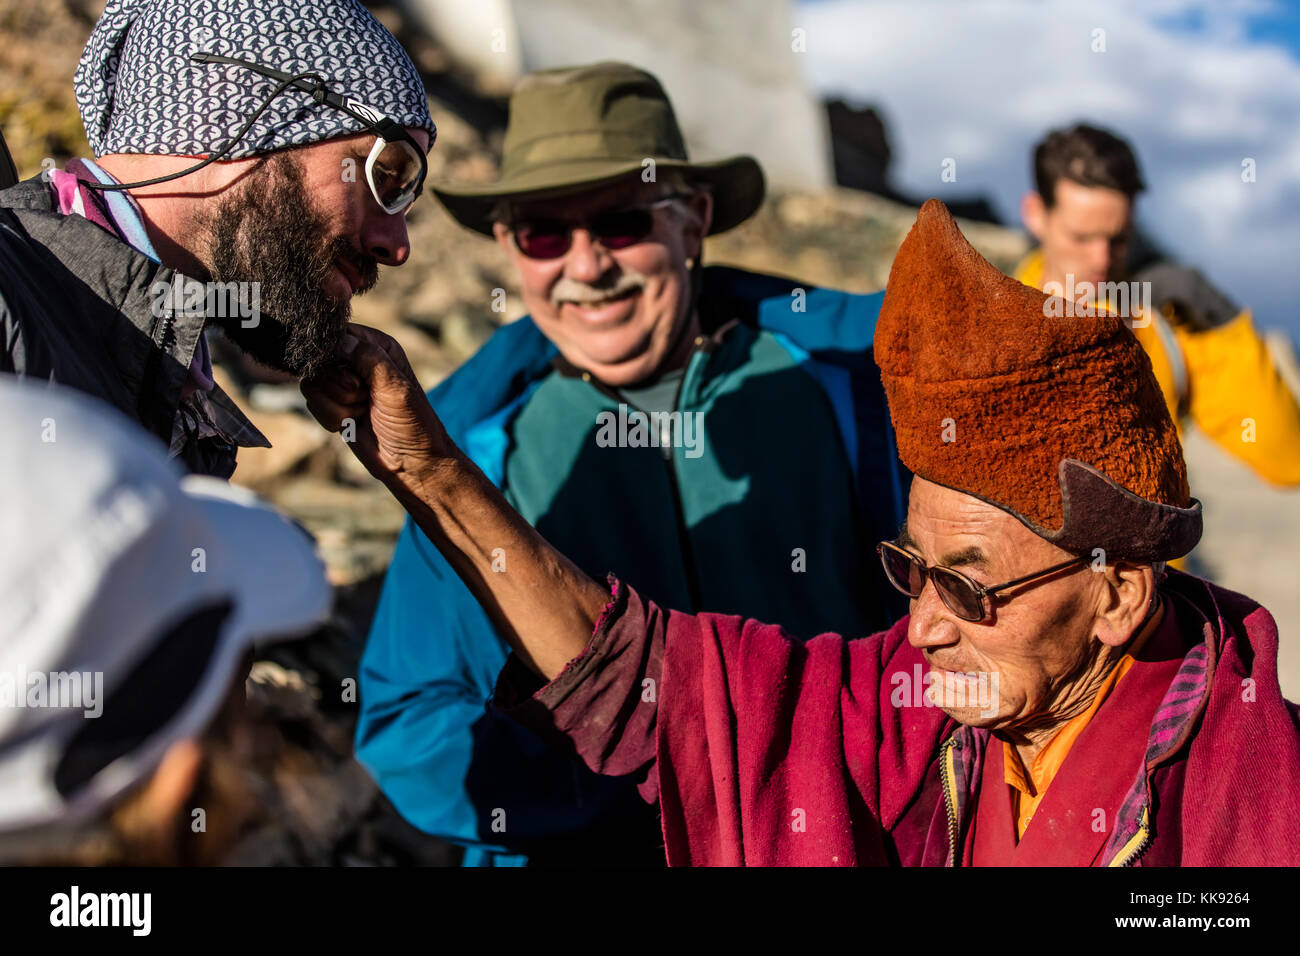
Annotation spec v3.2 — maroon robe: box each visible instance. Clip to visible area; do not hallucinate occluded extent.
[497,570,1300,865]
[970,611,1183,866]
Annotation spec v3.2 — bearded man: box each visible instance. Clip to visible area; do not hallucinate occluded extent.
[305,199,1300,866]
[0,0,434,478]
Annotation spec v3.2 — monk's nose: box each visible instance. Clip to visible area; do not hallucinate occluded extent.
[907,580,961,651]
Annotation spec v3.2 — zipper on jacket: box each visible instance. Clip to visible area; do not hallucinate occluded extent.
[574,337,709,612]
[939,733,962,867]
[136,308,176,436]
[156,311,176,352]
[1108,806,1151,867]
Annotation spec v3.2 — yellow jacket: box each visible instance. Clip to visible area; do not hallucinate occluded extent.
[1015,250,1300,487]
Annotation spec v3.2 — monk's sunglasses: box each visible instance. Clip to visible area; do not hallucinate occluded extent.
[85,52,427,215]
[509,194,689,259]
[876,541,1090,624]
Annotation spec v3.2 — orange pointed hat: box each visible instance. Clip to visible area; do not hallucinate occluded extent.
[874,200,1201,562]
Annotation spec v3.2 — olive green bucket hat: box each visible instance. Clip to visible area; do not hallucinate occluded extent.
[434,61,766,236]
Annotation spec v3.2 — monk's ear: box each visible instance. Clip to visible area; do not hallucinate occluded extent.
[1092,562,1156,648]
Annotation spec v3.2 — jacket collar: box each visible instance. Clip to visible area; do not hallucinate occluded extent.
[0,177,267,450]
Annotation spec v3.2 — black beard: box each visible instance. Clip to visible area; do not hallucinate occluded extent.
[199,152,379,379]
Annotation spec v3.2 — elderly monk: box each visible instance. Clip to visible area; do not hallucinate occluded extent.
[303,200,1300,866]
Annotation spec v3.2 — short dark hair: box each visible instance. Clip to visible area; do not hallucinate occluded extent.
[1033,124,1145,207]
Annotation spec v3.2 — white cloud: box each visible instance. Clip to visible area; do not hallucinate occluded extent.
[796,0,1300,334]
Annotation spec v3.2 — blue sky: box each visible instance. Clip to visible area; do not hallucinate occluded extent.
[795,0,1300,337]
[1165,1,1300,60]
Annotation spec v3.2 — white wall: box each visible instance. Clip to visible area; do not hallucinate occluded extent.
[400,0,833,190]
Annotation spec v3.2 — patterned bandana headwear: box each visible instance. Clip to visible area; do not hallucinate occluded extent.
[75,0,436,159]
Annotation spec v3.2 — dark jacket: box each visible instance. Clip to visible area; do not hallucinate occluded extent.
[0,176,267,477]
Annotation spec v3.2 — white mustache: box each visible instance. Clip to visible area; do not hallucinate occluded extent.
[552,271,646,307]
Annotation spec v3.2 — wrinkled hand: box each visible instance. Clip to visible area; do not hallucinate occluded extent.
[301,323,457,495]
[306,327,609,679]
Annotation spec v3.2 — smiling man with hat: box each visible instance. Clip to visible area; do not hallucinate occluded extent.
[355,61,911,866]
[306,198,1300,866]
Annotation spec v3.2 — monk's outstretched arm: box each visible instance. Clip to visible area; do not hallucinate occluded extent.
[301,323,610,679]
[390,451,611,679]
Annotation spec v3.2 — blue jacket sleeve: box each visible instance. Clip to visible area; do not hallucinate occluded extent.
[355,517,654,859]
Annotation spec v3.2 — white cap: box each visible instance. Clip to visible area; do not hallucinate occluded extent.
[0,376,330,833]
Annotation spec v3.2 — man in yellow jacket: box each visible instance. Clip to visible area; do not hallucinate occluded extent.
[1016,123,1300,486]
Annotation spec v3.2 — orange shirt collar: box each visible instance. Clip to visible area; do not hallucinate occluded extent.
[1002,602,1164,836]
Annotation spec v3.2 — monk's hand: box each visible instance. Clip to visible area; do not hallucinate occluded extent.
[306,327,608,680]
[302,323,457,497]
